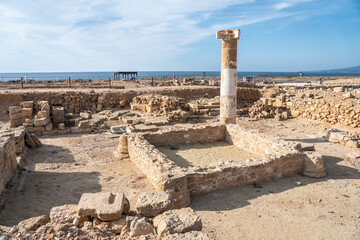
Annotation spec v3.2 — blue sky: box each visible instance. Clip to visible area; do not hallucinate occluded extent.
[0,0,359,72]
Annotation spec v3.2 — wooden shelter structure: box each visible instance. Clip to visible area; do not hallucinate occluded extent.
[114,72,138,80]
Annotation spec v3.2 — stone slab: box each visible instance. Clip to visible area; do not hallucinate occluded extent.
[78,192,125,221]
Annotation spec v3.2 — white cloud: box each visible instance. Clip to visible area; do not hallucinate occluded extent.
[0,0,316,71]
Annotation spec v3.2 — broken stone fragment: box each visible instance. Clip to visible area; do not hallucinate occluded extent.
[78,120,92,128]
[17,215,49,232]
[25,133,36,148]
[136,192,173,217]
[153,207,202,237]
[129,218,154,237]
[49,204,78,224]
[30,133,42,146]
[20,101,34,109]
[303,152,326,178]
[78,192,124,221]
[163,231,210,240]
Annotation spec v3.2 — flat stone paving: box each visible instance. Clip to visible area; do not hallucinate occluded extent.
[157,141,262,168]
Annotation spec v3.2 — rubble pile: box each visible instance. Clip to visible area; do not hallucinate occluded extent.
[325,129,360,148]
[130,95,189,122]
[189,97,220,117]
[3,191,208,239]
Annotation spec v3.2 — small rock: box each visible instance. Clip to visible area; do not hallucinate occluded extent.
[129,218,154,237]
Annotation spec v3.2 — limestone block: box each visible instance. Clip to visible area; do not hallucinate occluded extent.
[45,122,53,131]
[52,106,65,126]
[25,133,36,148]
[163,231,210,240]
[20,101,34,109]
[333,87,344,92]
[50,204,78,224]
[78,192,125,221]
[136,192,173,217]
[8,106,22,114]
[10,111,24,120]
[30,133,42,146]
[22,108,33,118]
[36,110,49,118]
[129,218,154,237]
[34,117,50,127]
[10,118,24,127]
[303,152,326,178]
[17,215,49,232]
[58,123,66,130]
[78,120,91,128]
[153,208,202,237]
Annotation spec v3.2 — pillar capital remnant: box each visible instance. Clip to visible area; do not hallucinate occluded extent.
[217,29,240,124]
[216,29,240,41]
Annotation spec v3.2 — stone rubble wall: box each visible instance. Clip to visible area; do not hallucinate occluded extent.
[249,89,360,127]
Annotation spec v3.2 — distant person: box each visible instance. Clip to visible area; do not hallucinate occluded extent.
[20,76,24,88]
[25,74,28,84]
[173,74,175,80]
[319,77,323,85]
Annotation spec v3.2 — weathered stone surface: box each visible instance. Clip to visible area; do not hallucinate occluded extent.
[58,123,66,130]
[78,120,91,128]
[8,106,22,114]
[25,133,36,148]
[70,127,92,134]
[34,117,50,127]
[303,152,326,178]
[0,133,17,196]
[52,106,65,126]
[22,108,33,118]
[78,192,124,221]
[50,204,78,224]
[45,122,53,131]
[136,192,173,217]
[153,208,202,236]
[20,101,34,109]
[326,129,360,149]
[129,218,154,237]
[30,133,42,146]
[163,231,210,240]
[17,215,49,231]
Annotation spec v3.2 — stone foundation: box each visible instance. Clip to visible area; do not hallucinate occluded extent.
[123,124,305,207]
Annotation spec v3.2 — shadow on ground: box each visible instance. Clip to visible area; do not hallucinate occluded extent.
[0,142,101,226]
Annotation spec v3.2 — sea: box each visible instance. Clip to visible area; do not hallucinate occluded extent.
[0,71,359,81]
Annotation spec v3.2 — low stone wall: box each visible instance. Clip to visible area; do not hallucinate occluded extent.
[0,132,17,195]
[1,87,260,115]
[125,124,304,207]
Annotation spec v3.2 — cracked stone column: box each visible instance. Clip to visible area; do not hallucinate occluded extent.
[216,29,240,124]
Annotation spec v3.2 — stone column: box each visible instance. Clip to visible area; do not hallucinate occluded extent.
[216,29,240,124]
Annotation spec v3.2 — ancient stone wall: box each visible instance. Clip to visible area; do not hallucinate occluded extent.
[0,132,17,195]
[1,87,260,115]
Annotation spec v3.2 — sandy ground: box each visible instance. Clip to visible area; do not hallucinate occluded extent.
[0,133,153,226]
[0,117,359,240]
[158,142,261,168]
[192,117,360,240]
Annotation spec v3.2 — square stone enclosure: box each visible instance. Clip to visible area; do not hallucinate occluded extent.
[125,123,304,208]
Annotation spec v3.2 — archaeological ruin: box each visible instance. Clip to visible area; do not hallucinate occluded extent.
[0,29,359,239]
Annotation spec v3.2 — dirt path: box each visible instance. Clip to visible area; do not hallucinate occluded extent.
[0,133,153,226]
[192,118,360,240]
